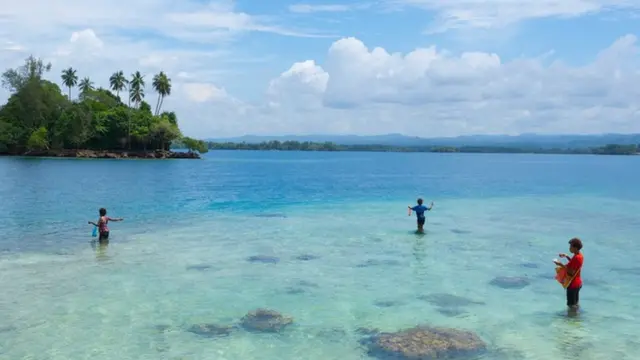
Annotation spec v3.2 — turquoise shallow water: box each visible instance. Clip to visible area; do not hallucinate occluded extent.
[0,152,639,359]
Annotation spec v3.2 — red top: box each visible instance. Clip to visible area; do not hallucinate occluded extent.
[98,216,112,233]
[567,253,583,289]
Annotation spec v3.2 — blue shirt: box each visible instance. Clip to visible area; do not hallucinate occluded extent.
[412,205,429,218]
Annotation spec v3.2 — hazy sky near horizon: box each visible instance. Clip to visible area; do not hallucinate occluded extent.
[1,0,640,138]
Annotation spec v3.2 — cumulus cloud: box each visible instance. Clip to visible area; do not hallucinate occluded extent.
[267,60,328,110]
[261,34,640,136]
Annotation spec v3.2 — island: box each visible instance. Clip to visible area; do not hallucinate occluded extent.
[0,55,208,159]
[196,140,639,156]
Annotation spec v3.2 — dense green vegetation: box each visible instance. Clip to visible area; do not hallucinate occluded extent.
[203,140,639,155]
[0,55,208,155]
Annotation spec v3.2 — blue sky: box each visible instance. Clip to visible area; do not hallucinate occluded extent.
[1,0,640,137]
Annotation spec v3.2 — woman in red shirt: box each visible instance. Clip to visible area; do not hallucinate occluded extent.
[554,238,584,311]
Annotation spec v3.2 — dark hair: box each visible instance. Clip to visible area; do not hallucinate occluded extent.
[99,208,107,216]
[568,238,582,250]
[417,198,423,205]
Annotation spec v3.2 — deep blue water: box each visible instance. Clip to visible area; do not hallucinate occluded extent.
[1,151,638,253]
[1,151,639,360]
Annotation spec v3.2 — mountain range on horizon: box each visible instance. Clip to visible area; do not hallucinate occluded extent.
[205,133,640,149]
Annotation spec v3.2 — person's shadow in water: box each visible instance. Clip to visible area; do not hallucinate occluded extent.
[90,240,110,262]
[411,232,429,286]
[551,311,593,359]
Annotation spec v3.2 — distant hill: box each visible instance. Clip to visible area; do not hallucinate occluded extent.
[206,133,640,149]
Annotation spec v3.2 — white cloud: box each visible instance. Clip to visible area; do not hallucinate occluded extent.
[0,0,328,44]
[393,0,640,32]
[256,34,640,136]
[182,83,229,103]
[54,29,103,57]
[267,60,328,109]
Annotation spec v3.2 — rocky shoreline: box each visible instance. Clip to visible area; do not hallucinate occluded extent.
[0,149,200,159]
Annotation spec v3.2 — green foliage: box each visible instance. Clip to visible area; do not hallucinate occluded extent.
[202,140,640,156]
[61,67,78,100]
[109,71,127,101]
[2,55,51,92]
[0,55,193,155]
[0,118,18,152]
[26,126,49,151]
[150,116,182,150]
[182,137,209,154]
[129,71,145,106]
[78,77,94,99]
[590,144,638,155]
[152,71,171,115]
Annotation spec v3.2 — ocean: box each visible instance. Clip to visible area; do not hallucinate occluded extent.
[0,151,638,359]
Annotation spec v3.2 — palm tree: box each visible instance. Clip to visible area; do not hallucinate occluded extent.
[78,77,94,99]
[109,71,127,102]
[129,71,145,107]
[127,71,145,150]
[152,71,171,116]
[61,67,78,100]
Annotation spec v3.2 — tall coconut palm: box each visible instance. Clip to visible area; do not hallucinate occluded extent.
[129,71,145,108]
[152,71,171,116]
[61,67,78,100]
[109,70,127,102]
[127,71,145,150]
[78,77,94,99]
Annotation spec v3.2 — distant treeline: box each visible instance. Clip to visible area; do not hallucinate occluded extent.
[177,141,638,155]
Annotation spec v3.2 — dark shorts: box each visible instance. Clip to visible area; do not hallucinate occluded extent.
[566,286,581,307]
[99,231,110,241]
[417,216,426,226]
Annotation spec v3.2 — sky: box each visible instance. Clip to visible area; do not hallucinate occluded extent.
[1,0,640,138]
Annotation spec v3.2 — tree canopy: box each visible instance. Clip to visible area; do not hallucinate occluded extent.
[0,55,208,155]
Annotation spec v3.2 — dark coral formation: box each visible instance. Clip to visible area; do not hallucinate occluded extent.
[450,229,472,234]
[187,323,235,338]
[356,327,381,336]
[283,280,319,295]
[436,307,467,317]
[240,309,293,333]
[295,280,319,288]
[295,254,320,261]
[315,328,349,343]
[356,259,402,268]
[284,287,306,295]
[185,264,213,271]
[417,293,485,307]
[417,293,484,318]
[373,300,402,308]
[489,276,531,289]
[246,255,280,264]
[520,262,539,269]
[365,326,487,359]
